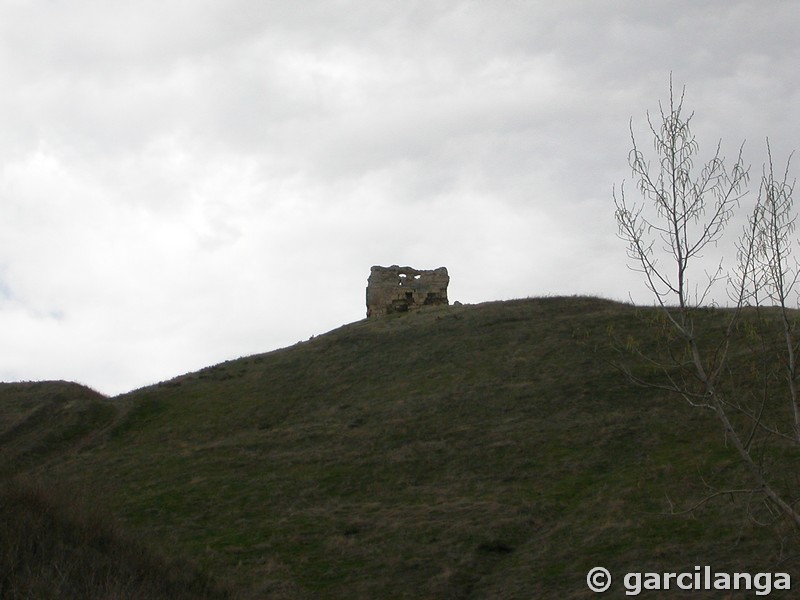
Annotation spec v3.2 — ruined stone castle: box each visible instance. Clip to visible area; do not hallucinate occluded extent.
[366,265,449,318]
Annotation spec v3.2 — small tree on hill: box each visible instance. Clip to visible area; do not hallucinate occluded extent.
[613,77,800,529]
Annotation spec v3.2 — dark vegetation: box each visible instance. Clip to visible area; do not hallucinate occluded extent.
[0,477,230,599]
[1,297,798,598]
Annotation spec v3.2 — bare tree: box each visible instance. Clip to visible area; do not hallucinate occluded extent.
[749,143,800,444]
[613,78,800,528]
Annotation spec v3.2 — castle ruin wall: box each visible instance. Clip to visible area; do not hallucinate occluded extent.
[366,265,449,318]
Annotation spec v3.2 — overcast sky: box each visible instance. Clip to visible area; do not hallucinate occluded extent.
[1,1,799,396]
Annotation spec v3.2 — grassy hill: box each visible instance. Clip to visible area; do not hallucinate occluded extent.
[1,296,798,598]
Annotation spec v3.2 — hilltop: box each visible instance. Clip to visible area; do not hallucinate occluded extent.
[1,296,798,598]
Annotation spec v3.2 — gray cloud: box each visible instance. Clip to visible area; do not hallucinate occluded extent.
[1,0,799,394]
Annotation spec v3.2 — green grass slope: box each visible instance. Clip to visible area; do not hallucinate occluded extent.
[2,297,799,598]
[0,381,115,476]
[0,477,231,599]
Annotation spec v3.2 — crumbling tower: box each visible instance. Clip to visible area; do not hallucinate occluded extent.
[366,265,449,318]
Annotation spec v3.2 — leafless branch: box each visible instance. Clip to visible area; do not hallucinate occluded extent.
[613,77,800,529]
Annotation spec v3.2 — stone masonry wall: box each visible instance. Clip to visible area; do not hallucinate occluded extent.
[366,265,449,318]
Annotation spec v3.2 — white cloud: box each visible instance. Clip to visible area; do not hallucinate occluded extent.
[0,0,799,394]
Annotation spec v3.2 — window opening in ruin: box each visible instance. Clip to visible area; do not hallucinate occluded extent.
[424,292,440,305]
[405,291,413,300]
